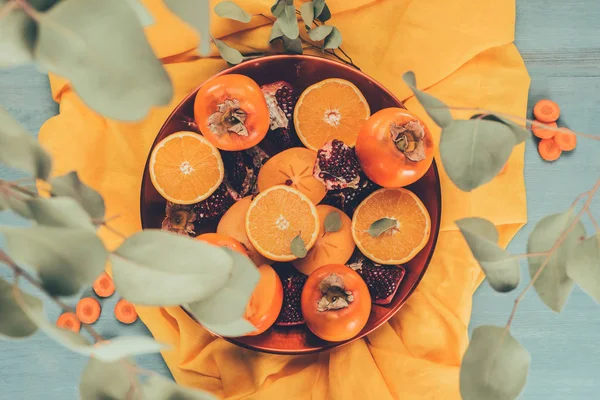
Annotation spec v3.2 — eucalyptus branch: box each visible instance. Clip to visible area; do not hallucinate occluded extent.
[512,252,550,260]
[14,0,39,21]
[0,0,17,21]
[586,209,600,232]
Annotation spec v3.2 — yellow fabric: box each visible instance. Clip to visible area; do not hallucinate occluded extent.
[38,0,530,398]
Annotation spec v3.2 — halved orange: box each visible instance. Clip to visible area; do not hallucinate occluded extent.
[351,188,430,265]
[149,131,224,205]
[245,185,319,262]
[294,78,370,150]
[257,147,327,204]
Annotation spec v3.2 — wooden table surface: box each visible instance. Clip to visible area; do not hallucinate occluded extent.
[1,1,600,398]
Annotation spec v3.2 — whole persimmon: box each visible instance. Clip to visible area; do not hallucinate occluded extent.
[194,74,270,151]
[195,232,248,256]
[301,264,371,342]
[244,264,284,336]
[355,108,435,188]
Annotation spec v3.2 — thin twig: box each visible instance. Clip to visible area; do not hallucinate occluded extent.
[586,209,600,232]
[100,223,127,240]
[512,252,549,260]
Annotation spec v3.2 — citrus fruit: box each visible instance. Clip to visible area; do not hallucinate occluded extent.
[257,147,327,204]
[294,78,370,150]
[245,185,319,262]
[293,205,355,275]
[351,188,431,265]
[244,264,284,336]
[149,131,224,205]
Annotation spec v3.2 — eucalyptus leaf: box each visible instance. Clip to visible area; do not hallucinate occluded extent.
[323,27,342,49]
[142,373,217,400]
[567,234,600,303]
[278,5,299,40]
[188,248,259,329]
[89,336,167,362]
[316,3,331,22]
[527,211,586,312]
[457,218,519,292]
[300,1,314,27]
[283,37,303,54]
[269,21,285,42]
[111,230,233,306]
[164,0,211,55]
[1,226,108,296]
[324,211,342,233]
[440,119,516,192]
[193,317,257,337]
[460,325,530,400]
[124,0,154,26]
[402,71,453,128]
[368,218,396,238]
[291,234,308,258]
[0,193,33,219]
[308,25,333,41]
[27,197,95,230]
[34,0,173,121]
[0,107,52,180]
[214,1,251,23]
[0,277,40,339]
[470,114,528,144]
[79,358,133,400]
[270,0,286,18]
[212,37,244,65]
[50,171,105,219]
[313,0,326,18]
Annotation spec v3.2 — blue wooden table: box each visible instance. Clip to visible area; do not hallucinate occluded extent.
[2,1,600,398]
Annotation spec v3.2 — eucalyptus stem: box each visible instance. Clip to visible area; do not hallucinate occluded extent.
[586,209,600,232]
[14,0,40,21]
[0,0,17,22]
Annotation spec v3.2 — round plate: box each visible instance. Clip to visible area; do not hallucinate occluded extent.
[140,55,442,355]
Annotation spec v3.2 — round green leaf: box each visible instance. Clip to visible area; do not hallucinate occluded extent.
[0,277,41,339]
[270,0,286,18]
[460,325,530,400]
[269,21,285,42]
[124,0,154,26]
[368,218,396,238]
[89,336,167,362]
[1,193,34,219]
[308,25,333,41]
[111,230,233,306]
[455,217,499,243]
[50,171,105,219]
[470,114,528,144]
[142,374,217,400]
[164,0,211,55]
[278,5,299,40]
[567,234,600,303]
[402,72,453,129]
[27,197,95,230]
[313,0,326,18]
[316,3,331,22]
[212,38,243,65]
[323,27,342,49]
[440,119,515,192]
[324,211,342,233]
[283,37,303,54]
[214,1,251,23]
[300,1,315,27]
[80,358,133,400]
[0,1,35,66]
[527,211,586,312]
[291,234,308,258]
[1,226,108,296]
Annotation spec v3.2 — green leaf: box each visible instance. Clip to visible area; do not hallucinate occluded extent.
[527,211,586,312]
[34,0,173,121]
[89,336,167,362]
[402,72,453,129]
[470,114,528,144]
[79,358,134,400]
[324,211,342,233]
[291,234,308,258]
[212,37,244,65]
[142,373,217,400]
[0,277,40,339]
[439,119,516,192]
[567,234,600,303]
[323,27,342,49]
[50,171,105,219]
[164,0,211,55]
[283,37,303,54]
[124,0,154,26]
[270,0,286,18]
[316,3,331,22]
[188,248,259,336]
[27,197,95,230]
[0,193,33,219]
[0,107,52,180]
[460,325,530,400]
[1,226,108,296]
[313,0,326,18]
[457,218,519,292]
[269,21,285,42]
[308,25,333,41]
[300,1,314,27]
[193,317,257,337]
[278,5,299,40]
[111,230,233,306]
[368,218,396,238]
[214,1,251,23]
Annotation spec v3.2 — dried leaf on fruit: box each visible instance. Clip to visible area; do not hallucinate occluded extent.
[367,218,396,238]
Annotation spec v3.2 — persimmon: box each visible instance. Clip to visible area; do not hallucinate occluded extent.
[56,312,81,333]
[243,264,284,336]
[196,232,248,256]
[301,264,371,342]
[76,297,101,324]
[194,74,270,151]
[355,108,435,188]
[533,99,560,123]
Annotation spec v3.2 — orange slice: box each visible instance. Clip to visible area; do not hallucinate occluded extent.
[352,188,430,265]
[149,131,224,205]
[257,147,326,204]
[294,78,370,150]
[245,185,319,262]
[292,205,355,275]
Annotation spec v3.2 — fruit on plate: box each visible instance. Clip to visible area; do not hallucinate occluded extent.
[257,147,327,204]
[346,250,405,305]
[149,131,224,205]
[195,232,248,256]
[356,108,435,188]
[260,81,301,154]
[313,139,361,190]
[245,185,320,262]
[217,197,271,266]
[322,176,379,216]
[292,205,355,276]
[221,147,269,197]
[276,268,307,326]
[301,264,371,342]
[294,78,370,150]
[244,264,284,335]
[352,188,431,265]
[194,74,270,151]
